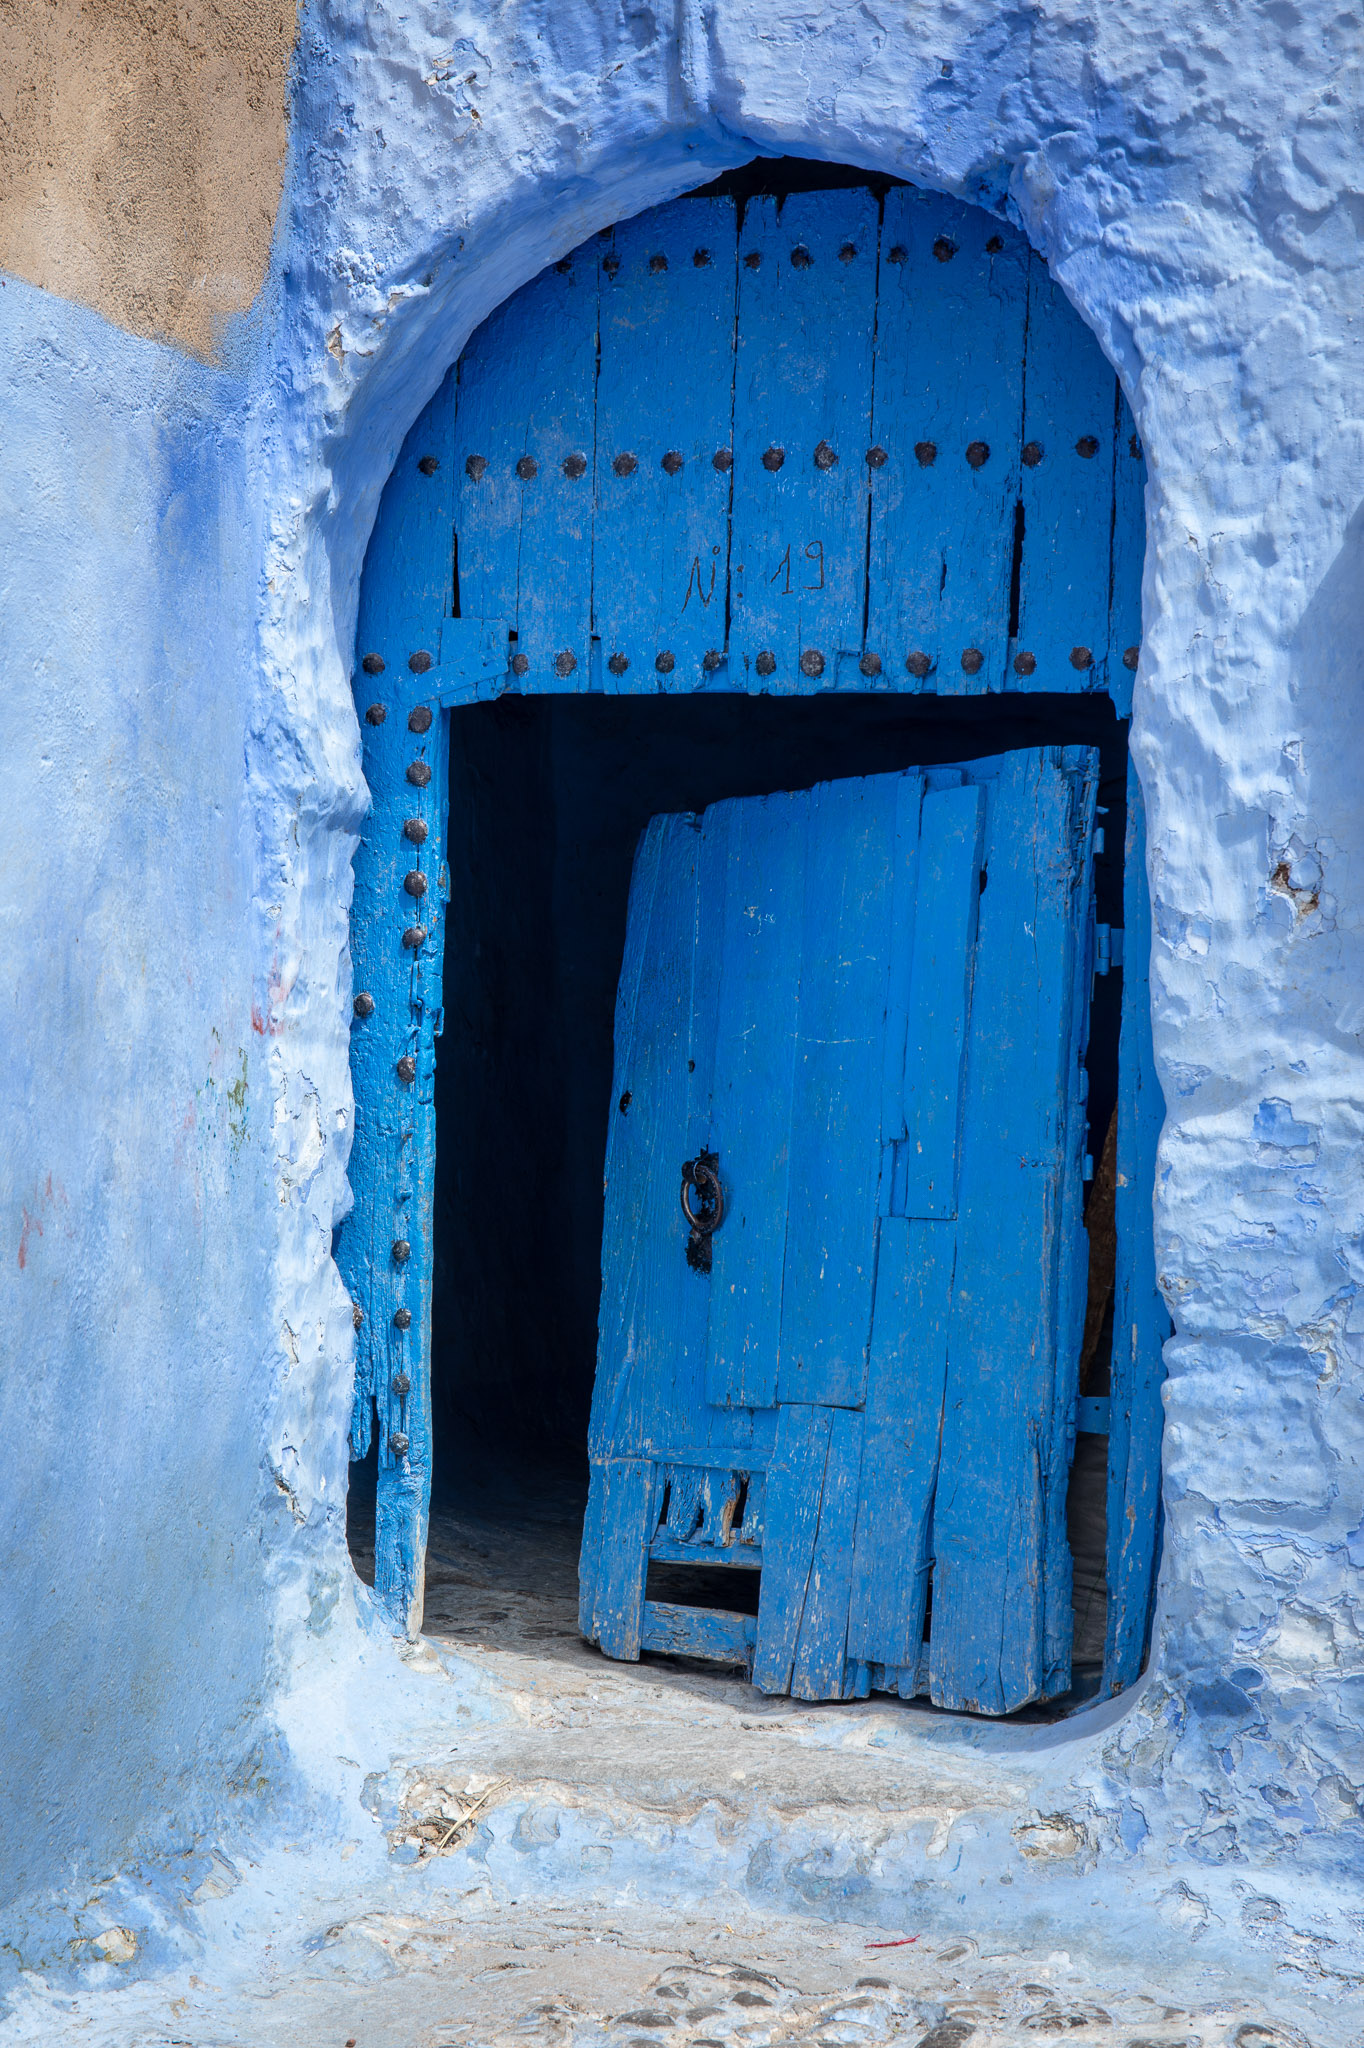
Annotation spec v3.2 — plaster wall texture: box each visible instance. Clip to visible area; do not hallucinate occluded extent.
[2,0,1364,2008]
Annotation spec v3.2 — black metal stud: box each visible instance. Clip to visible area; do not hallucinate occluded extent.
[404,871,427,898]
[702,650,722,672]
[713,448,733,472]
[603,254,620,278]
[839,242,858,262]
[860,652,882,677]
[1071,645,1093,669]
[986,235,1004,253]
[656,652,675,674]
[694,248,712,268]
[396,1055,416,1084]
[465,455,487,481]
[762,446,785,471]
[613,453,638,477]
[408,704,432,733]
[799,649,825,678]
[402,924,427,949]
[933,237,958,262]
[649,252,668,273]
[554,257,571,275]
[392,1239,411,1265]
[353,991,375,1018]
[1076,436,1100,459]
[743,251,761,270]
[511,652,529,677]
[790,244,812,269]
[906,651,933,678]
[361,652,385,675]
[1123,645,1140,670]
[866,446,888,469]
[966,441,990,469]
[554,650,577,677]
[813,441,838,471]
[407,761,431,786]
[961,648,984,674]
[1022,441,1044,467]
[390,1432,410,1458]
[516,455,538,480]
[403,817,428,844]
[394,1306,412,1330]
[1014,651,1037,676]
[661,450,684,475]
[915,441,937,467]
[417,455,439,476]
[755,651,776,676]
[392,1371,410,1395]
[608,653,629,676]
[563,453,587,478]
[365,703,387,726]
[408,650,432,674]
[888,244,907,265]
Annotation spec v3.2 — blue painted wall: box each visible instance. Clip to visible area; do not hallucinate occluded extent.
[3,0,1364,1993]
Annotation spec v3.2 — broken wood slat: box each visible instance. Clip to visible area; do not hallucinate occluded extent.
[1104,764,1169,1694]
[593,197,738,687]
[583,1458,656,1661]
[704,789,808,1411]
[753,1403,866,1697]
[730,190,878,685]
[1015,258,1117,696]
[867,188,1028,695]
[776,774,902,1410]
[648,1534,763,1569]
[926,748,1097,1712]
[641,1602,757,1667]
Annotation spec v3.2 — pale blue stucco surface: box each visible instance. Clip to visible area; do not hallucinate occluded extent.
[3,0,1364,2011]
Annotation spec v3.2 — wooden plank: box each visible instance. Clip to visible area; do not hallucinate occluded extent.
[753,1403,832,1693]
[341,366,458,1634]
[704,788,808,1410]
[894,783,986,1219]
[1107,388,1146,720]
[846,1216,954,1669]
[790,1405,865,1699]
[641,1601,756,1666]
[1104,763,1169,1693]
[777,772,899,1409]
[927,748,1096,1712]
[587,1458,656,1661]
[878,771,927,1176]
[593,198,738,688]
[867,190,1029,694]
[730,189,878,687]
[649,1534,762,1569]
[1014,257,1116,696]
[452,254,597,693]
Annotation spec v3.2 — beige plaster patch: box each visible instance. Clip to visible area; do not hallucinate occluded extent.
[0,0,297,360]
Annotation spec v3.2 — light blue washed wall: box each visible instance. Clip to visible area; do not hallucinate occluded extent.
[3,0,1364,1985]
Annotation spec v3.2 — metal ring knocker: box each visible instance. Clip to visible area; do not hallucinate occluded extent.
[680,1151,725,1273]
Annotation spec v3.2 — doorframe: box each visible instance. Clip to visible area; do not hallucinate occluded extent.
[337,178,1168,1716]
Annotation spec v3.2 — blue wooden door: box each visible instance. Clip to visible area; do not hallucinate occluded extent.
[579,745,1098,1713]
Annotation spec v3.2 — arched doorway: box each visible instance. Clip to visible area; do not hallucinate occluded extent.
[338,163,1166,1717]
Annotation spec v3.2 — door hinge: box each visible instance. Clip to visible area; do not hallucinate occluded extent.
[1094,924,1125,974]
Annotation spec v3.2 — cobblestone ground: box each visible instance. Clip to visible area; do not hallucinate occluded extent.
[5,1472,1351,2048]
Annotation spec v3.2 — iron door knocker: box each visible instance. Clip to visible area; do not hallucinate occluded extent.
[681,1150,725,1272]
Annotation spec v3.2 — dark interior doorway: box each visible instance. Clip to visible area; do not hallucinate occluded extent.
[342,688,1128,1710]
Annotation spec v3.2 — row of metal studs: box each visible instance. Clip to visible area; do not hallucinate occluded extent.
[466,644,1141,682]
[577,232,1006,278]
[350,661,435,1463]
[462,433,1126,484]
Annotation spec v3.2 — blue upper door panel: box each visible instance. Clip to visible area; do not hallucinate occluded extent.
[580,745,1099,1712]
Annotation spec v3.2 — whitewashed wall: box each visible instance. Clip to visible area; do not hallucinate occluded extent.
[2,0,1362,1992]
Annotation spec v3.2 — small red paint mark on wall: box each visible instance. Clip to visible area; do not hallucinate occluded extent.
[17,1207,40,1269]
